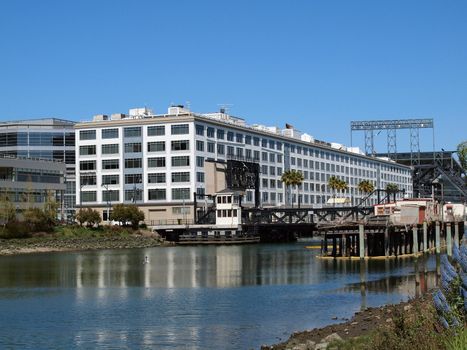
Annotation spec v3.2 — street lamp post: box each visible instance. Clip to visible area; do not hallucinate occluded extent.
[101,184,111,222]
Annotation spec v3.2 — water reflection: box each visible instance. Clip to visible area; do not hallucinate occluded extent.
[0,244,439,291]
[0,244,441,350]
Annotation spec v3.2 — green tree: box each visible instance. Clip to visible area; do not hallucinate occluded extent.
[457,141,467,172]
[111,204,144,229]
[0,191,16,226]
[358,180,375,195]
[281,169,304,207]
[337,179,349,204]
[75,208,101,228]
[328,176,340,201]
[385,183,399,193]
[23,207,49,232]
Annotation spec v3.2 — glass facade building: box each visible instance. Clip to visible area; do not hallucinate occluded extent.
[0,118,76,219]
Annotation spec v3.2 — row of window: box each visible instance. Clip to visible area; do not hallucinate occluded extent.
[80,188,191,202]
[79,156,191,171]
[79,140,190,156]
[80,172,191,186]
[79,124,190,141]
[0,131,75,147]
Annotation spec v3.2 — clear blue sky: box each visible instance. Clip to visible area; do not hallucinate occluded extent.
[1,0,466,152]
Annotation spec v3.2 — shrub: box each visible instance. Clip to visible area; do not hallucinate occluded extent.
[433,243,467,329]
[111,204,145,229]
[75,208,101,228]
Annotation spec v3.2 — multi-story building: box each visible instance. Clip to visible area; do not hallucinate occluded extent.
[0,118,76,219]
[75,106,413,224]
[0,155,66,214]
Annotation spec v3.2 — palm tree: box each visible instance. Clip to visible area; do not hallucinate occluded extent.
[328,176,340,205]
[358,180,375,195]
[338,179,348,205]
[358,180,375,205]
[385,183,399,202]
[281,170,304,208]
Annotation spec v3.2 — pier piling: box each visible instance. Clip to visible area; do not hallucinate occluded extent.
[446,223,452,257]
[423,222,428,252]
[359,224,365,259]
[435,221,441,254]
[412,227,418,255]
[454,222,459,247]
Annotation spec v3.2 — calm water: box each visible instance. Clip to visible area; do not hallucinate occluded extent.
[0,242,438,349]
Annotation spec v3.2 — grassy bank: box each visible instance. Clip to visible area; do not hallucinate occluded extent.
[0,225,168,255]
[263,294,466,350]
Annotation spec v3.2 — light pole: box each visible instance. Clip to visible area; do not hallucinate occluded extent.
[132,177,143,204]
[101,184,111,222]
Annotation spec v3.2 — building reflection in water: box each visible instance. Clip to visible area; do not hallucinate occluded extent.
[0,245,441,293]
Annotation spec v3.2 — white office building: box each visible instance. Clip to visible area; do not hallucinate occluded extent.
[75,106,412,223]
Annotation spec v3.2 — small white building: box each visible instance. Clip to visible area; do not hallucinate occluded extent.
[215,189,242,229]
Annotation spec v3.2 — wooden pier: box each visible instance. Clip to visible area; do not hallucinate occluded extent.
[318,220,465,259]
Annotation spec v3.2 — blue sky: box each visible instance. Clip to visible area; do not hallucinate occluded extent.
[1,0,466,152]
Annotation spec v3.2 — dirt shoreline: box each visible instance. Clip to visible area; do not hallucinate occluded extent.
[261,294,433,350]
[0,235,173,256]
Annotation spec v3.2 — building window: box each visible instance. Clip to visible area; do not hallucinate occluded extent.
[102,159,119,170]
[80,174,96,186]
[253,150,260,161]
[102,128,119,139]
[173,207,190,215]
[171,124,189,135]
[207,127,215,138]
[79,130,96,140]
[227,146,234,156]
[262,139,267,148]
[124,174,142,184]
[196,172,205,182]
[124,142,142,153]
[79,145,96,156]
[103,190,119,202]
[125,158,142,169]
[196,156,204,167]
[227,132,234,141]
[172,188,190,200]
[262,152,268,162]
[236,133,243,143]
[80,160,96,171]
[171,172,190,182]
[148,157,166,168]
[245,135,252,145]
[195,124,204,136]
[217,144,225,155]
[148,189,166,200]
[270,166,275,176]
[148,141,165,152]
[236,148,243,157]
[217,129,225,139]
[269,153,275,162]
[125,189,142,202]
[124,127,141,138]
[207,142,215,153]
[276,142,282,151]
[148,173,166,183]
[102,174,119,185]
[261,165,268,175]
[148,125,165,136]
[172,156,190,167]
[171,140,190,151]
[102,144,119,154]
[196,140,204,151]
[253,137,260,146]
[81,191,97,202]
